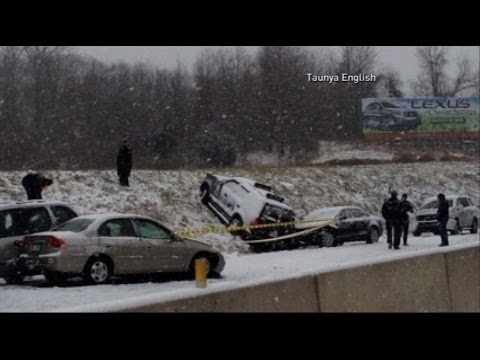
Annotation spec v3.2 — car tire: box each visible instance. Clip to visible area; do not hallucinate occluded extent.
[366,228,379,244]
[4,272,25,285]
[320,230,337,248]
[450,218,461,235]
[230,216,249,240]
[413,230,421,237]
[470,218,478,234]
[83,257,112,285]
[44,271,68,286]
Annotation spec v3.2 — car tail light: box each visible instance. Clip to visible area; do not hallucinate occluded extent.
[250,218,264,226]
[47,236,66,248]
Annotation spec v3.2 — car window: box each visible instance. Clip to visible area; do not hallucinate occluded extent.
[366,103,377,110]
[134,219,172,240]
[349,208,366,218]
[51,206,78,225]
[338,209,351,219]
[55,218,94,232]
[223,181,241,196]
[420,199,453,209]
[458,198,470,207]
[0,207,52,237]
[98,219,137,237]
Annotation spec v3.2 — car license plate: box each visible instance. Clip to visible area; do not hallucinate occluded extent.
[25,259,39,269]
[31,244,42,252]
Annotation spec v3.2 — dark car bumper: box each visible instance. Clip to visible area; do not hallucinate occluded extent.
[415,220,441,234]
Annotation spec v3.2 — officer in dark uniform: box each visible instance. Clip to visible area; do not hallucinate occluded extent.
[399,193,414,246]
[117,137,133,187]
[382,190,401,249]
[437,193,449,247]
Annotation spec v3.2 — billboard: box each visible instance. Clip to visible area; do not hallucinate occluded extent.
[361,97,480,141]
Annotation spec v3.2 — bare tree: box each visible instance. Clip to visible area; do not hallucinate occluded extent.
[376,67,404,98]
[411,46,477,97]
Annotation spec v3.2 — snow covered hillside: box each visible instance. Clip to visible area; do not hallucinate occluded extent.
[1,161,478,253]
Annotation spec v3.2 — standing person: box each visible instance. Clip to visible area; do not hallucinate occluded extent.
[399,193,414,246]
[437,193,449,247]
[382,190,401,250]
[117,137,133,187]
[21,172,53,200]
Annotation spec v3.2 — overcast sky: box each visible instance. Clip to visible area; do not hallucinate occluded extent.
[76,46,479,96]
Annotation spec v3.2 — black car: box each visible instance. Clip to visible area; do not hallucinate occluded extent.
[295,206,384,247]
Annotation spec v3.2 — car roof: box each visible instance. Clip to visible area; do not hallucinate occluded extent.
[304,206,357,219]
[0,200,75,211]
[72,213,156,222]
[421,195,470,204]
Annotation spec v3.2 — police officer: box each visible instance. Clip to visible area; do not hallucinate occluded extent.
[382,190,402,249]
[437,193,449,247]
[399,193,414,246]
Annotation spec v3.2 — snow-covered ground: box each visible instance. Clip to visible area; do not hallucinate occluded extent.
[0,233,477,312]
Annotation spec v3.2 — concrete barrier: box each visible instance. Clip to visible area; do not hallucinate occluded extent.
[444,247,480,312]
[120,246,479,312]
[316,253,451,312]
[125,276,319,312]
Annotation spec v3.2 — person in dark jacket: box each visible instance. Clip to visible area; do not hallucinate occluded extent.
[21,172,53,200]
[399,193,414,246]
[436,193,449,247]
[117,138,133,187]
[381,190,401,249]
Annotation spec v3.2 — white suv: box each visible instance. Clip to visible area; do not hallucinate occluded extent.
[200,174,295,239]
[414,195,478,236]
[0,200,78,284]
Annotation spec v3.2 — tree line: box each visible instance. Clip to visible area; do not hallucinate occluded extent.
[0,46,477,170]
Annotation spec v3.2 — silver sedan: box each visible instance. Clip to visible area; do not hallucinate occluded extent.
[15,213,225,285]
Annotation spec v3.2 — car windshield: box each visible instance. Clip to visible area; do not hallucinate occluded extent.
[54,218,94,232]
[420,199,454,210]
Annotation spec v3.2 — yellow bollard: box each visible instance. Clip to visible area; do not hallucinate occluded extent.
[195,258,209,288]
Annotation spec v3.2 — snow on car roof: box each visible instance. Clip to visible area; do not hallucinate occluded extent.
[74,213,154,222]
[304,206,350,220]
[421,195,469,204]
[0,200,74,210]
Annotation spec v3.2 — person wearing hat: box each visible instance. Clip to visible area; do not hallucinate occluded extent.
[436,193,449,247]
[399,193,414,246]
[381,190,401,249]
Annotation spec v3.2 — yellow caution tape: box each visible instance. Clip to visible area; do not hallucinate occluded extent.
[174,218,337,236]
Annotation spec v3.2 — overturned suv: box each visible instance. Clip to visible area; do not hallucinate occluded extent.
[0,200,78,284]
[200,174,295,240]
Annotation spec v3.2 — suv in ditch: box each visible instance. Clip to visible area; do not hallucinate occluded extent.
[200,174,295,240]
[0,200,79,284]
[413,195,478,236]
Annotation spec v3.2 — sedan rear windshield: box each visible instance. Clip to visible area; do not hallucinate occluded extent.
[54,218,94,232]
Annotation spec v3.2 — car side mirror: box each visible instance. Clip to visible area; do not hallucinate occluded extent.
[338,215,347,221]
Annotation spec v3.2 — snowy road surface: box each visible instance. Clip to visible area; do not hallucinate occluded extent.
[0,233,478,312]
